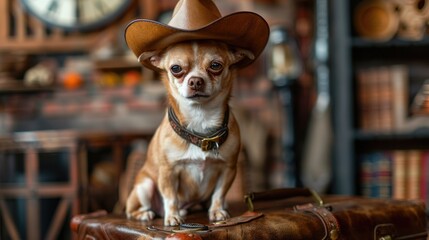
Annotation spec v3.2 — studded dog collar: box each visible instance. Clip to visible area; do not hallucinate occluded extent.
[168,107,229,151]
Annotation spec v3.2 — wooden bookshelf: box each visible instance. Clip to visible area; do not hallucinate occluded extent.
[331,0,429,208]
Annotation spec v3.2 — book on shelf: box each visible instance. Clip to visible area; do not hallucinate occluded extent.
[357,67,380,131]
[421,152,429,208]
[356,65,408,132]
[392,150,407,200]
[390,65,408,130]
[377,152,392,199]
[407,150,421,200]
[360,149,428,203]
[360,153,373,197]
[360,151,392,199]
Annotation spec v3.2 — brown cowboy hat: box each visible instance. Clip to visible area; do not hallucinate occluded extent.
[124,0,270,71]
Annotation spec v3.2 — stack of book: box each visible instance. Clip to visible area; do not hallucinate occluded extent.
[360,150,429,204]
[356,65,408,132]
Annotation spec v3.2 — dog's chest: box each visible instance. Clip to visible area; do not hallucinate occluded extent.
[166,140,224,187]
[169,144,223,178]
[176,159,225,195]
[175,156,224,200]
[178,157,211,182]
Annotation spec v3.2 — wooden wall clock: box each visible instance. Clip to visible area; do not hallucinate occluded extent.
[0,0,140,53]
[0,0,176,53]
[20,0,132,31]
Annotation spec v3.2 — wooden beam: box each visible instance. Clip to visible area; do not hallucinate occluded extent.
[28,15,45,41]
[26,147,40,240]
[0,198,21,240]
[45,198,70,240]
[13,0,25,41]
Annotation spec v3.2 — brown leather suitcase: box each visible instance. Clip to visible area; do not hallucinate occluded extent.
[71,188,428,240]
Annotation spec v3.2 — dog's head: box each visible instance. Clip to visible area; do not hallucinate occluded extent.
[141,41,254,105]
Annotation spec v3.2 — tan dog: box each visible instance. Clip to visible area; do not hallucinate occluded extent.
[124,0,269,226]
[125,40,254,226]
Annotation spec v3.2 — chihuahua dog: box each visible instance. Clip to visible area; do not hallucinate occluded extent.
[126,40,254,226]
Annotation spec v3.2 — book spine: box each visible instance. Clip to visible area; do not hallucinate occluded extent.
[390,65,408,131]
[420,151,429,204]
[392,150,407,200]
[360,153,373,197]
[377,152,392,199]
[357,68,372,131]
[407,150,421,200]
[368,68,381,131]
[376,67,393,132]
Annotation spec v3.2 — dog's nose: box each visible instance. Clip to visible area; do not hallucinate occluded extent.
[188,77,204,90]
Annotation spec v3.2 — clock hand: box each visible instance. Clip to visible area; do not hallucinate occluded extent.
[77,0,83,20]
[46,0,59,16]
[95,0,109,15]
[95,0,108,14]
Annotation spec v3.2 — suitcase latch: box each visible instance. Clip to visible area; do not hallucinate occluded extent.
[374,224,396,240]
[379,236,392,240]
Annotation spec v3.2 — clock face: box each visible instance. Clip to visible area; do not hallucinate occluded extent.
[21,0,132,31]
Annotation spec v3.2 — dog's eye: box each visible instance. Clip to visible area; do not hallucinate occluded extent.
[170,65,183,75]
[209,61,223,72]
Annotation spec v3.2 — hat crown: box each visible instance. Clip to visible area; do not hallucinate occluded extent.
[168,0,222,30]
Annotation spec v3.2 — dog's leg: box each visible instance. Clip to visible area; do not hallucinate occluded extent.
[208,165,237,222]
[158,166,183,226]
[126,177,156,221]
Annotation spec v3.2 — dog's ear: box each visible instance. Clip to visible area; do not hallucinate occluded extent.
[231,48,255,65]
[138,51,163,69]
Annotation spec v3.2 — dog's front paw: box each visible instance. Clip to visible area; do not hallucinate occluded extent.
[164,214,184,226]
[128,208,156,221]
[209,209,230,222]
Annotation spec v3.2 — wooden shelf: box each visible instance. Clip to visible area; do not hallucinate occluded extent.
[354,130,429,141]
[93,56,141,70]
[352,37,429,48]
[0,81,55,93]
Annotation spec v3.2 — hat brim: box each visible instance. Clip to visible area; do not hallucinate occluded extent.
[124,12,270,71]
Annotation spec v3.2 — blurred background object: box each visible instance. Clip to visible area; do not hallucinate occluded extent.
[267,26,303,187]
[301,0,332,194]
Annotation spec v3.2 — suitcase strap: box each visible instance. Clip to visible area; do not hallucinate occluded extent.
[147,211,264,234]
[295,203,340,240]
[210,211,264,228]
[244,188,340,240]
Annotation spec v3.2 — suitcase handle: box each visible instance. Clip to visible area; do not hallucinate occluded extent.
[244,188,323,212]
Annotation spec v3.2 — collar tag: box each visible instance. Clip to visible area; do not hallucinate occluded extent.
[201,135,221,151]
